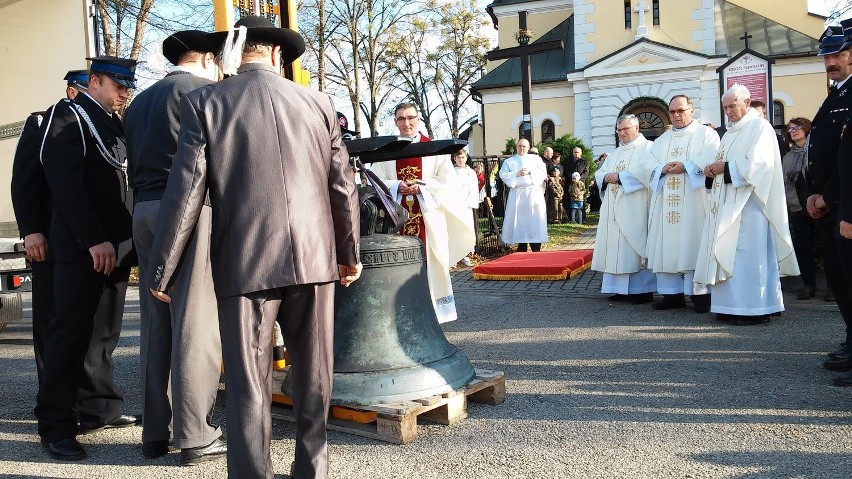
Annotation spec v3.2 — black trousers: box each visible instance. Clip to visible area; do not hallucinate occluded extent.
[35,263,129,441]
[816,218,852,344]
[218,282,334,479]
[517,243,541,252]
[30,259,53,381]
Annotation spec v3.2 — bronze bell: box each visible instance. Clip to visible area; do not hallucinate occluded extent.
[283,233,475,405]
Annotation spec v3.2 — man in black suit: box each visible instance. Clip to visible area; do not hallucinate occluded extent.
[11,70,87,379]
[124,30,226,464]
[805,26,852,379]
[831,19,852,386]
[149,17,361,479]
[35,57,140,460]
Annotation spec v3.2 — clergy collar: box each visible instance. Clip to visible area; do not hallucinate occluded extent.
[726,106,759,131]
[82,92,113,117]
[619,133,646,147]
[671,120,695,132]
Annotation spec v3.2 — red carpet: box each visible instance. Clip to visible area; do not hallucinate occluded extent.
[473,250,593,281]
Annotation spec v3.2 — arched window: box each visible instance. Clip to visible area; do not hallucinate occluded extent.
[773,100,785,128]
[541,120,555,143]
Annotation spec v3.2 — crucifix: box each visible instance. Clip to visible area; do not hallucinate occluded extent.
[741,31,753,50]
[635,0,650,39]
[485,11,564,144]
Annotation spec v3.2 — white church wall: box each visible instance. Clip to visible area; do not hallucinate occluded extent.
[573,0,595,68]
[691,0,716,55]
[584,78,706,155]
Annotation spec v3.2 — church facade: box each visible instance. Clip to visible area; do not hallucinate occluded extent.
[471,0,828,157]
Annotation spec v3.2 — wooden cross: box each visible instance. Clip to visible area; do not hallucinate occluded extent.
[485,11,564,144]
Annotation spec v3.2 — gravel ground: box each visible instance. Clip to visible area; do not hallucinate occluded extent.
[1,281,851,478]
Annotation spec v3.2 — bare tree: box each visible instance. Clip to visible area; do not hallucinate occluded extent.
[299,0,333,92]
[430,0,488,138]
[382,18,440,138]
[324,0,365,134]
[358,0,408,136]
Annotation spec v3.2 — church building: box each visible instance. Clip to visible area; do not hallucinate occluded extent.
[471,0,828,157]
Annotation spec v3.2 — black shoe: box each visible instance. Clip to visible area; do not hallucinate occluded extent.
[797,286,816,300]
[180,437,227,466]
[827,347,850,361]
[822,358,852,372]
[824,290,835,302]
[727,315,771,326]
[630,292,654,304]
[142,440,170,459]
[691,294,711,313]
[42,437,87,461]
[653,294,686,310]
[607,294,630,302]
[833,371,852,387]
[80,414,141,435]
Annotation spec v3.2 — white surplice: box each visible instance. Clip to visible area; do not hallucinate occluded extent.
[694,108,799,314]
[371,135,476,323]
[499,153,548,244]
[591,134,657,294]
[646,121,720,294]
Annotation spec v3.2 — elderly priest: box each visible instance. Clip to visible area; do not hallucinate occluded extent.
[591,114,657,303]
[695,84,799,325]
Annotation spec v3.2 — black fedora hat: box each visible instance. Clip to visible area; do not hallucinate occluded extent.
[209,15,305,66]
[163,30,218,65]
[818,25,845,56]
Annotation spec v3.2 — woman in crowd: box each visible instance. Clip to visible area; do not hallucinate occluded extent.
[782,117,817,300]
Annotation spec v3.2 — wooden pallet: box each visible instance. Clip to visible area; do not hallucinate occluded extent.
[270,368,506,444]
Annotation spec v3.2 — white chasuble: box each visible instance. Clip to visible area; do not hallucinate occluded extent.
[591,134,654,274]
[371,135,476,323]
[694,108,798,311]
[499,153,548,244]
[646,121,720,274]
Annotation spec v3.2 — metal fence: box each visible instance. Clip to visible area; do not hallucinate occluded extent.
[469,155,510,257]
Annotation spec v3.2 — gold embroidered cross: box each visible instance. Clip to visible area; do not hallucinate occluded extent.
[714,149,725,163]
[666,194,681,207]
[666,211,681,224]
[615,163,627,172]
[666,176,681,190]
[710,203,718,215]
[670,146,685,158]
[713,180,721,189]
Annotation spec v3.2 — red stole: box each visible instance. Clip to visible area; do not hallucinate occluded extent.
[396,134,431,244]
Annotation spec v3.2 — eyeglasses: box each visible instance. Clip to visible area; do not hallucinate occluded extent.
[615,126,635,133]
[787,125,803,132]
[668,107,693,115]
[395,115,418,123]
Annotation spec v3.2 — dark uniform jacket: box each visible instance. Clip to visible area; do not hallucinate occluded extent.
[12,110,51,238]
[807,78,852,221]
[39,93,136,266]
[838,106,852,224]
[150,62,360,299]
[124,71,213,203]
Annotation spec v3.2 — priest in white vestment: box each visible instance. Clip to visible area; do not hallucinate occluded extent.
[371,103,475,323]
[694,85,799,324]
[646,95,720,313]
[591,114,657,303]
[499,138,548,252]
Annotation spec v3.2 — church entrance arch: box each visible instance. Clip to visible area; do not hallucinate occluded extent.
[619,97,670,141]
